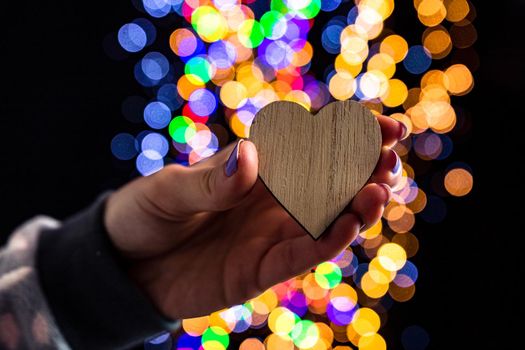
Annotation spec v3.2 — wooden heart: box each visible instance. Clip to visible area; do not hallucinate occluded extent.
[248,100,382,239]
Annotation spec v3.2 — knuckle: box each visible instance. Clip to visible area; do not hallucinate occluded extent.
[200,167,218,207]
[154,164,185,187]
[284,241,299,276]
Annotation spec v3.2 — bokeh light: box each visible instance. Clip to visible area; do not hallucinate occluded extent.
[141,52,170,80]
[170,28,199,57]
[118,23,148,53]
[404,45,432,74]
[444,167,473,196]
[111,0,476,348]
[402,325,430,350]
[111,133,138,160]
[144,101,172,129]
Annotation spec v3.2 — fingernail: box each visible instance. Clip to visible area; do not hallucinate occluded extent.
[225,139,243,177]
[145,332,172,347]
[357,216,366,232]
[399,122,409,140]
[391,151,401,174]
[379,183,392,206]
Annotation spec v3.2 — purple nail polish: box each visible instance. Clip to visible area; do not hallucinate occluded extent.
[379,183,392,206]
[392,152,401,174]
[225,140,243,177]
[357,216,365,231]
[399,123,409,140]
[145,332,172,348]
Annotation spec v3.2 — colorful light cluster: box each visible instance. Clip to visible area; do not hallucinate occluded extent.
[112,0,476,349]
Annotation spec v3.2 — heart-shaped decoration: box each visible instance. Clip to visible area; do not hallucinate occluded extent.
[249,100,382,239]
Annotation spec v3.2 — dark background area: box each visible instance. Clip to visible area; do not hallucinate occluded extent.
[2,1,523,349]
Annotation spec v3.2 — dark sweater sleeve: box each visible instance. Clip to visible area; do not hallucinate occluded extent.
[36,193,180,350]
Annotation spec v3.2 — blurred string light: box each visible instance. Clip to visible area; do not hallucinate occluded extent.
[110,0,477,348]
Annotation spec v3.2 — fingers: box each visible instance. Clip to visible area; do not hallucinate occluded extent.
[369,148,403,188]
[346,183,390,231]
[372,115,407,190]
[376,115,408,147]
[149,140,259,215]
[257,213,362,289]
[257,183,390,289]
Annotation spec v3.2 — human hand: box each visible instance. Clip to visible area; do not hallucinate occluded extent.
[104,116,406,319]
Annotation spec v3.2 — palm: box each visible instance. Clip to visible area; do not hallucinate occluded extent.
[129,179,316,318]
[106,115,404,319]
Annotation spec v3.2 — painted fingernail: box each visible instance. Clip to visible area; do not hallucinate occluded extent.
[145,332,172,347]
[391,151,401,174]
[357,216,366,232]
[225,139,243,177]
[379,183,392,206]
[399,122,409,140]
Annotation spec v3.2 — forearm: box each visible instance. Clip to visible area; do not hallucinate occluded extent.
[0,194,180,350]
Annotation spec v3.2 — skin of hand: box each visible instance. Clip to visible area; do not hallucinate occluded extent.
[104,116,407,320]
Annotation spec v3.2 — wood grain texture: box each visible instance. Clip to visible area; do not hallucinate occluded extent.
[249,100,382,239]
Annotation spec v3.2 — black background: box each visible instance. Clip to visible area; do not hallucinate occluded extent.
[2,1,523,349]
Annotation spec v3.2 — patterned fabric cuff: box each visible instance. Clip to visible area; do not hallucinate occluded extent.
[36,193,180,350]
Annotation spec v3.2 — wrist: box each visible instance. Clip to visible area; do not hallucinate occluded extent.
[37,192,180,348]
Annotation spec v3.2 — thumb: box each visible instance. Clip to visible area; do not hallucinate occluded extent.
[150,139,259,215]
